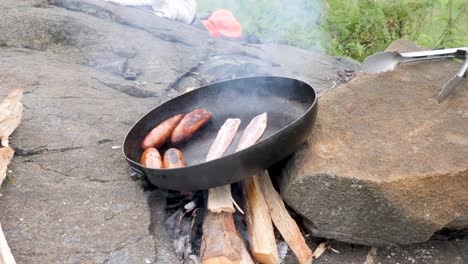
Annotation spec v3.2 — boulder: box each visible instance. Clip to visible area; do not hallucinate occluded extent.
[280,39,468,246]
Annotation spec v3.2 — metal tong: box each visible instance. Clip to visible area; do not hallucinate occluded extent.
[362,47,468,103]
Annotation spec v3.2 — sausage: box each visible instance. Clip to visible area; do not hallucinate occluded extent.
[140,147,163,169]
[141,114,184,149]
[171,108,212,144]
[163,148,187,169]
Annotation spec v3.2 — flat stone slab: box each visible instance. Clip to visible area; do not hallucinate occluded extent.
[280,40,468,246]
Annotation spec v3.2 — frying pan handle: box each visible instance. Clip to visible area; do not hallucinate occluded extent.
[129,166,145,181]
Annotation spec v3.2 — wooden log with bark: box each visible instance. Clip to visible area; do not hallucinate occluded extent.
[201,212,243,264]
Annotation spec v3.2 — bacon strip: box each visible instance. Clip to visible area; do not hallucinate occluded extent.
[206,118,241,161]
[236,112,267,151]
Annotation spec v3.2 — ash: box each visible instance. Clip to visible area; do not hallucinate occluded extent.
[165,190,205,263]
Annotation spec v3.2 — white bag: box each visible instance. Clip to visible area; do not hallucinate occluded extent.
[103,0,197,24]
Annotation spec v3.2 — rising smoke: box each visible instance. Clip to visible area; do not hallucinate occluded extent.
[198,0,325,51]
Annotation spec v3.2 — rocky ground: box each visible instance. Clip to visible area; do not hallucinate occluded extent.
[0,1,466,263]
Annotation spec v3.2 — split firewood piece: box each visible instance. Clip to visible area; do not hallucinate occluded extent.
[258,171,312,264]
[240,241,255,264]
[311,242,327,260]
[0,147,14,185]
[244,174,279,264]
[201,212,243,264]
[0,223,16,264]
[206,118,241,214]
[0,89,23,148]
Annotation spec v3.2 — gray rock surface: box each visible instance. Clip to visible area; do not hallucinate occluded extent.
[280,39,468,246]
[0,0,358,263]
[283,231,468,264]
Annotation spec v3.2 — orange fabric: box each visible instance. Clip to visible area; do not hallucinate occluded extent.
[201,9,242,39]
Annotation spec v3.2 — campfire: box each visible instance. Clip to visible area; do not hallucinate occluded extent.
[133,105,314,264]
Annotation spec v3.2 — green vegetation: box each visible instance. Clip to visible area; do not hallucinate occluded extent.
[198,0,468,61]
[324,0,468,61]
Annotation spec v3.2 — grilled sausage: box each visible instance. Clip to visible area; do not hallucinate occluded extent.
[163,148,187,169]
[141,114,184,149]
[171,108,212,144]
[140,147,163,169]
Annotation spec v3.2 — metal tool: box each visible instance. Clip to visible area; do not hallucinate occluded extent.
[438,53,468,103]
[362,47,468,102]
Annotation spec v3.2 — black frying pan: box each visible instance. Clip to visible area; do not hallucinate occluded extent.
[123,76,317,191]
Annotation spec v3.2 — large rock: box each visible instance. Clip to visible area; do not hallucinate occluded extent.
[280,40,468,246]
[0,0,358,263]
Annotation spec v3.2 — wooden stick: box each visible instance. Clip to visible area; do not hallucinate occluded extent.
[201,212,242,264]
[0,147,14,185]
[0,223,16,264]
[258,171,313,264]
[0,89,23,148]
[243,174,279,264]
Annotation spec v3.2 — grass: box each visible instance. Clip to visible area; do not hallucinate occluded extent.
[198,0,468,61]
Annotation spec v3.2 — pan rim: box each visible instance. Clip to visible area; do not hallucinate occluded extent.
[122,75,317,172]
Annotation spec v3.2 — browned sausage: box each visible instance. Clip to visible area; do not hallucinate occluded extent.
[163,148,187,169]
[141,114,184,149]
[171,108,212,144]
[140,147,163,169]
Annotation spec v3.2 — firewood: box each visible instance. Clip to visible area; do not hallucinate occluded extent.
[0,223,16,264]
[243,174,279,264]
[201,212,243,264]
[207,186,235,213]
[0,147,14,185]
[258,171,312,264]
[0,89,23,147]
[240,241,255,264]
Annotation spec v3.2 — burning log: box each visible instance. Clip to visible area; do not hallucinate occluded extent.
[201,212,243,264]
[258,172,312,264]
